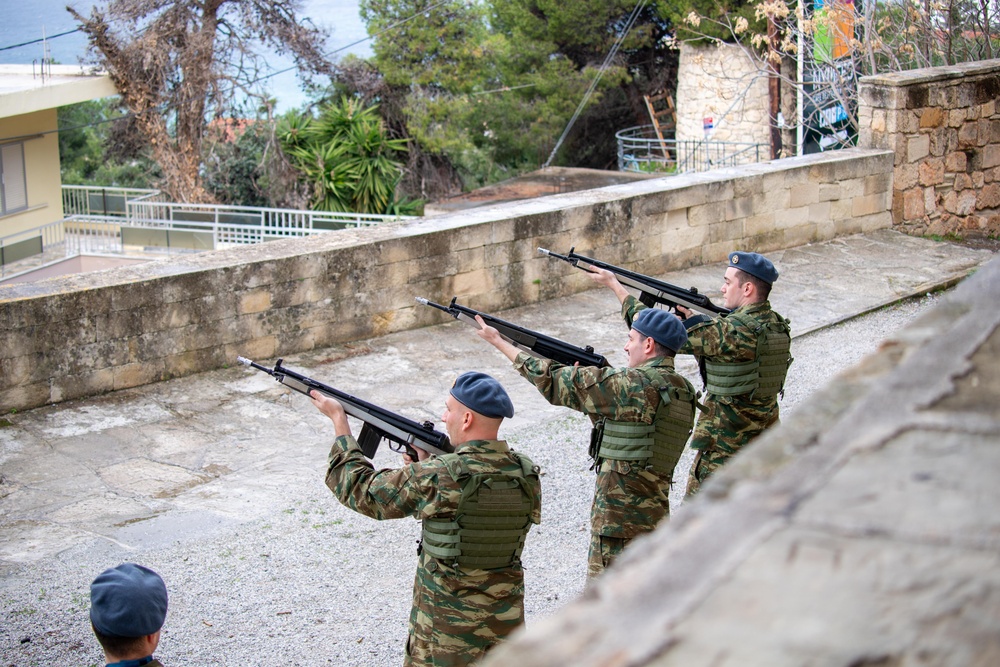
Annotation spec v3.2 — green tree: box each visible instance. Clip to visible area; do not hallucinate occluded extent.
[278,97,414,214]
[358,0,679,189]
[58,99,159,188]
[488,0,672,167]
[329,55,466,202]
[202,117,311,209]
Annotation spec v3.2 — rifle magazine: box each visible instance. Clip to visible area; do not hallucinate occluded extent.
[357,424,383,459]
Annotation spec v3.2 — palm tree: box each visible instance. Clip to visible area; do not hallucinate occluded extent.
[278,97,414,214]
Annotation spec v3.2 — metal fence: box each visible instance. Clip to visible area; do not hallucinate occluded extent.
[0,188,417,280]
[62,185,164,217]
[62,186,410,234]
[0,220,67,277]
[616,125,767,174]
[126,200,403,240]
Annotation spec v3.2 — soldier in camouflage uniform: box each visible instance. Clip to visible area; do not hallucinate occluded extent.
[472,310,696,578]
[593,252,792,497]
[310,372,541,667]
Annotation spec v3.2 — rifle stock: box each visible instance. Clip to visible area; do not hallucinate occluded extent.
[538,247,730,317]
[237,357,452,459]
[416,297,609,368]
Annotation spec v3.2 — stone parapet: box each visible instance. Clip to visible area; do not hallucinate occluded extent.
[0,149,892,412]
[859,58,1000,238]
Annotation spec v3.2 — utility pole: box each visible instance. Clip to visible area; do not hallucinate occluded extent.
[767,15,783,159]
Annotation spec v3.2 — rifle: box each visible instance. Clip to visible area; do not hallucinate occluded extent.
[236,357,453,460]
[538,247,731,317]
[416,296,610,368]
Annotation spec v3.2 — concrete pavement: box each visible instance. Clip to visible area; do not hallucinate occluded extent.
[0,229,995,666]
[479,235,1000,667]
[0,228,992,569]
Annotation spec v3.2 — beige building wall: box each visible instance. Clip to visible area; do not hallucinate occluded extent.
[0,109,64,239]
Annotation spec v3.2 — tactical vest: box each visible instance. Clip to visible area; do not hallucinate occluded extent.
[704,311,792,399]
[420,451,539,570]
[593,368,696,475]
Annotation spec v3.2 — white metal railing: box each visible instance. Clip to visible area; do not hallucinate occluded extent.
[64,216,126,254]
[62,186,411,234]
[62,185,162,217]
[616,125,768,174]
[63,213,345,250]
[0,190,419,281]
[0,219,67,277]
[125,200,406,233]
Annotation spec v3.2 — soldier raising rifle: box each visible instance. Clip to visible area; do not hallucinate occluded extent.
[311,372,541,667]
[590,251,792,496]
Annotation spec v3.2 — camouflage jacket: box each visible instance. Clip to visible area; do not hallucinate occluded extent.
[513,352,695,539]
[623,295,788,453]
[325,436,541,667]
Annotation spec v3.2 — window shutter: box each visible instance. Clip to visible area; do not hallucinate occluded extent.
[1,143,28,213]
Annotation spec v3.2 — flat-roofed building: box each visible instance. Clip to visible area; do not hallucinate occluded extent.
[0,63,116,261]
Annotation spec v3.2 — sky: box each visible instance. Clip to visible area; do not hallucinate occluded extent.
[0,0,373,112]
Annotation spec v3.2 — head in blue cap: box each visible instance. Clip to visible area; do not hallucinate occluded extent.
[627,308,687,366]
[449,371,514,419]
[444,371,514,446]
[723,251,777,308]
[90,563,167,661]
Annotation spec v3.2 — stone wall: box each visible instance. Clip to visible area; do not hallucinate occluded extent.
[676,42,771,146]
[675,43,798,159]
[858,58,1000,238]
[0,149,892,412]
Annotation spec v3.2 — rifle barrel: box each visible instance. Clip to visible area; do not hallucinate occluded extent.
[237,356,452,457]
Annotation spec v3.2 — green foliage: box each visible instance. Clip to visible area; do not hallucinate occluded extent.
[362,0,491,91]
[58,99,158,188]
[203,124,273,208]
[278,97,412,214]
[358,0,669,190]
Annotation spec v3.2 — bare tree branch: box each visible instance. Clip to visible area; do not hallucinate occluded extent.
[68,0,333,202]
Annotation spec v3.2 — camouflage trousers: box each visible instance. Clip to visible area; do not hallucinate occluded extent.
[405,552,526,667]
[587,534,628,579]
[587,461,672,578]
[685,397,778,496]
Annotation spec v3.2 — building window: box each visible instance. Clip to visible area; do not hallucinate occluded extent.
[1,142,28,215]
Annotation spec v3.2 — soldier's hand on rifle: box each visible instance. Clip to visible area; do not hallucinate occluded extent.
[473,315,521,363]
[586,267,630,304]
[400,448,432,465]
[675,305,693,320]
[310,390,352,438]
[473,314,503,347]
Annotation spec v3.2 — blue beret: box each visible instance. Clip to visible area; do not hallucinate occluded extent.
[632,308,687,352]
[450,371,514,419]
[90,563,168,638]
[729,251,779,284]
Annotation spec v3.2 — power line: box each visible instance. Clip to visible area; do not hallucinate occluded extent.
[0,28,81,53]
[543,0,648,168]
[469,83,536,96]
[0,0,455,144]
[247,0,454,86]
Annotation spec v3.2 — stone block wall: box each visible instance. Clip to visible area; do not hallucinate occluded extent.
[0,149,892,413]
[676,42,772,146]
[858,58,1000,238]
